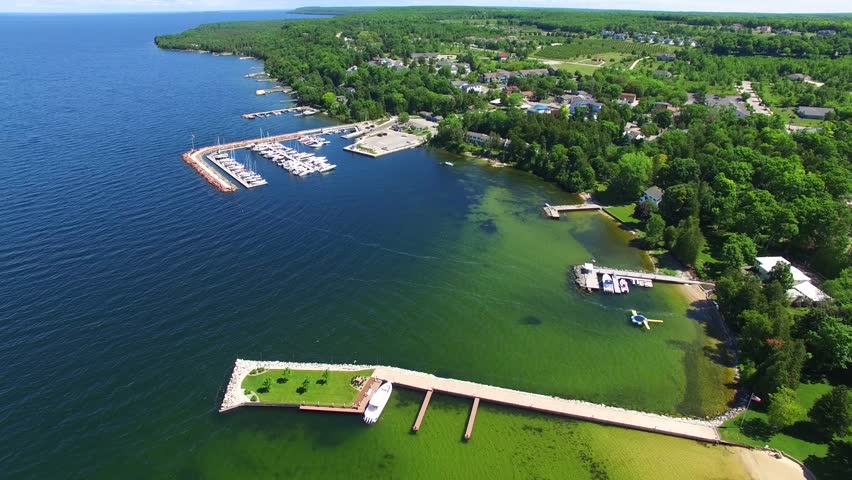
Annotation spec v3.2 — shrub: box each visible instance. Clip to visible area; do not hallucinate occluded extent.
[244,389,251,395]
[250,395,258,402]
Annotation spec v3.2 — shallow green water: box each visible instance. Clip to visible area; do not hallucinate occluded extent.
[172,389,747,480]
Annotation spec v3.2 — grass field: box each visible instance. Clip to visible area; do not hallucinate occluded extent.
[719,382,851,462]
[604,204,643,230]
[776,107,826,127]
[242,368,374,406]
[538,39,677,60]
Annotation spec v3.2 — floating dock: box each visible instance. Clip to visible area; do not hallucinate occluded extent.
[412,389,433,432]
[221,360,722,443]
[464,398,480,440]
[543,203,601,219]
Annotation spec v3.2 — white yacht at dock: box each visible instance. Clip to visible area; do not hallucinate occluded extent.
[364,381,393,424]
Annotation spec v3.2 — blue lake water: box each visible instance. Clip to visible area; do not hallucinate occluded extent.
[0,12,734,479]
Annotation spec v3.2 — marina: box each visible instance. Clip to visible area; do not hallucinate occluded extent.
[250,139,337,176]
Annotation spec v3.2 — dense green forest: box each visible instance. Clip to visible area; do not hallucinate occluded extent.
[157,6,852,472]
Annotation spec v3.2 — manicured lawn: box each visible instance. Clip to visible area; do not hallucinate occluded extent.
[719,382,846,462]
[604,204,643,230]
[242,368,374,406]
[777,107,826,127]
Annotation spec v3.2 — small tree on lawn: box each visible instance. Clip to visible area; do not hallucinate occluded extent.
[321,369,330,385]
[298,377,311,394]
[809,386,852,439]
[767,386,804,430]
[259,377,271,393]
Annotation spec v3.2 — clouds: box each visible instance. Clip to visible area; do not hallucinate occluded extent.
[0,0,848,14]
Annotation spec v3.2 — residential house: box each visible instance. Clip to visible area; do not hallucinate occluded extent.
[706,95,750,118]
[656,53,677,62]
[466,131,508,147]
[796,106,834,120]
[640,186,664,205]
[496,52,510,61]
[654,69,673,78]
[754,25,772,33]
[569,97,604,116]
[653,101,676,112]
[601,30,615,37]
[613,33,629,40]
[517,68,550,78]
[618,92,639,107]
[481,69,512,83]
[754,257,830,304]
[504,85,520,94]
[521,91,536,101]
[817,29,837,37]
[346,65,359,74]
[779,29,795,35]
[623,122,645,142]
[527,104,553,115]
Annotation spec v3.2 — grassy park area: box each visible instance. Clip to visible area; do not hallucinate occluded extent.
[719,382,848,462]
[242,368,374,406]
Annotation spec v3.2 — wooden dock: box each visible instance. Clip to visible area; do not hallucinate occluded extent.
[543,204,601,219]
[255,87,286,96]
[464,398,480,440]
[412,389,433,432]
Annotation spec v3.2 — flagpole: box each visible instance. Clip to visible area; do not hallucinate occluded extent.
[740,392,754,430]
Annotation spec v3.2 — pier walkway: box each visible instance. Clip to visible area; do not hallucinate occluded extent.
[241,106,301,119]
[543,204,601,219]
[412,389,433,432]
[221,360,721,443]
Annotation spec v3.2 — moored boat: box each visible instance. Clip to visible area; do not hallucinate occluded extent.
[364,381,393,424]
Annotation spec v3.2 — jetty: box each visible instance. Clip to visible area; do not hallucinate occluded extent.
[543,203,601,219]
[221,360,722,444]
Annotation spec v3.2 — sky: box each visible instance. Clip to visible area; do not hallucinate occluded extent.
[0,0,848,14]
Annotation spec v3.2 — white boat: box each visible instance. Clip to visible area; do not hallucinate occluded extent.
[601,274,614,293]
[444,161,454,166]
[619,278,630,294]
[612,276,622,294]
[364,381,393,424]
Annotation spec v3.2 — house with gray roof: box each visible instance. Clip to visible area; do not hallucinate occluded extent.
[796,106,834,120]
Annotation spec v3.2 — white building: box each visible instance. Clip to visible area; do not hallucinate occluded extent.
[754,256,831,304]
[640,186,664,205]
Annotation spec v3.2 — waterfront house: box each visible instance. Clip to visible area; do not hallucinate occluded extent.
[796,106,834,120]
[640,186,664,206]
[754,256,830,304]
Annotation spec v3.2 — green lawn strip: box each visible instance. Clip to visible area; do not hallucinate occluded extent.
[603,204,643,230]
[242,368,374,406]
[719,382,846,462]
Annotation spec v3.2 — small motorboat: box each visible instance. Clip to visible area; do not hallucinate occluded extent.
[444,161,454,166]
[619,278,630,293]
[601,274,614,293]
[364,381,393,424]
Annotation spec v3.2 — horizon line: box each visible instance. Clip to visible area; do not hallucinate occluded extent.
[1,6,850,15]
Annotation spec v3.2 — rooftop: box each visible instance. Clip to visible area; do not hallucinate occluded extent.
[755,256,810,284]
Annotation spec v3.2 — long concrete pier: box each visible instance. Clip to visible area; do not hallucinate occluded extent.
[221,360,722,443]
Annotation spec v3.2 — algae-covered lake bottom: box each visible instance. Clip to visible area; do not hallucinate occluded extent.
[182,389,748,480]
